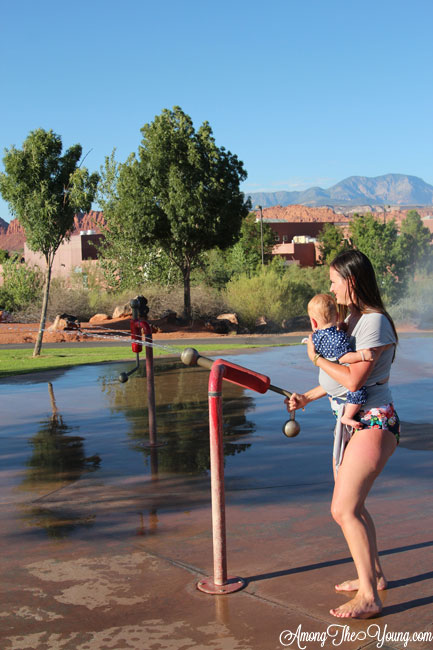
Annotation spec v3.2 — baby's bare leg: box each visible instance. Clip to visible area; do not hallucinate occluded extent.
[341,403,363,429]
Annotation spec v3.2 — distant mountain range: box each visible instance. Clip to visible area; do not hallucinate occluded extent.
[247,174,433,208]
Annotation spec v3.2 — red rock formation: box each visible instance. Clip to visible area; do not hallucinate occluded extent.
[72,211,106,234]
[262,205,350,223]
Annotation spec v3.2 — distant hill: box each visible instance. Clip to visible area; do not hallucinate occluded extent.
[0,217,9,232]
[248,174,433,208]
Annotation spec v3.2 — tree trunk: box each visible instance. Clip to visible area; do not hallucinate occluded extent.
[33,263,52,357]
[182,263,191,322]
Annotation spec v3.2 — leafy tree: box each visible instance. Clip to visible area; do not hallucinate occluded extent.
[399,210,432,271]
[0,248,9,263]
[349,213,411,302]
[235,211,275,272]
[317,222,349,264]
[98,107,250,320]
[0,129,99,355]
[195,211,275,288]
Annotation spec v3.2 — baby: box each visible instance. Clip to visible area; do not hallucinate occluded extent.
[307,293,373,429]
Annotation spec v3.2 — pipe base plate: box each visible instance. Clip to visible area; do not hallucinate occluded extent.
[197,576,246,594]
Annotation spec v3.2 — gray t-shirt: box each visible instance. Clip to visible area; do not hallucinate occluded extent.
[318,312,396,408]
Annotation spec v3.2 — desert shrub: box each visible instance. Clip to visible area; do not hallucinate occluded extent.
[0,257,43,312]
[130,283,227,320]
[225,265,314,330]
[285,264,330,294]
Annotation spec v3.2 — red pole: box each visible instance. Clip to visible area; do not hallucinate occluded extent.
[197,362,245,595]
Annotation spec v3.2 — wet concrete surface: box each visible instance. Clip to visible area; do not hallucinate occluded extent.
[0,338,432,649]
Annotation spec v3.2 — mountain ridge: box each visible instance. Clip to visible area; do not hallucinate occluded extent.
[247,174,433,208]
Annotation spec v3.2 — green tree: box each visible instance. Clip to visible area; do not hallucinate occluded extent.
[196,211,275,288]
[0,129,99,355]
[317,222,349,264]
[349,213,411,302]
[399,210,432,270]
[0,248,9,263]
[99,107,250,320]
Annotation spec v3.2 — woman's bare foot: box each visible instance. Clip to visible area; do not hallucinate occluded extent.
[330,595,382,619]
[335,576,387,592]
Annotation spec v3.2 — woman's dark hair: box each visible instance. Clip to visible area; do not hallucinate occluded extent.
[330,249,398,345]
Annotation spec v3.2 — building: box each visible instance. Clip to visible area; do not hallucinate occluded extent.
[24,231,104,279]
[256,205,350,266]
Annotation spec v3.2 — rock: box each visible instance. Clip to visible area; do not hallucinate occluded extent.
[0,310,11,322]
[216,312,239,326]
[281,315,310,332]
[89,313,110,323]
[149,311,178,331]
[205,317,234,334]
[159,309,177,323]
[48,313,81,332]
[112,303,132,319]
[254,316,279,333]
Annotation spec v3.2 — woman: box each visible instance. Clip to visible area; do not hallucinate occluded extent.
[287,250,400,619]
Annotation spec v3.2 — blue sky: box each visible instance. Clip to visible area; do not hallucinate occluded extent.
[1,0,432,221]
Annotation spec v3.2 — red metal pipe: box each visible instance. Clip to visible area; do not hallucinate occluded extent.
[209,363,227,586]
[212,358,270,393]
[197,362,245,595]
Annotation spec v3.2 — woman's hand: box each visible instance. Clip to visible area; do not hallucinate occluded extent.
[306,334,317,362]
[285,393,307,412]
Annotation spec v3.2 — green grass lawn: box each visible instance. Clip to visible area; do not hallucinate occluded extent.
[0,342,295,378]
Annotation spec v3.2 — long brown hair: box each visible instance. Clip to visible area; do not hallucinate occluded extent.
[330,249,398,345]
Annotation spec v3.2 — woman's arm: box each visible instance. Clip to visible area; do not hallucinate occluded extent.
[307,335,386,392]
[285,384,327,412]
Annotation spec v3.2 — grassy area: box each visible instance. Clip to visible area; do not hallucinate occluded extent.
[0,343,296,379]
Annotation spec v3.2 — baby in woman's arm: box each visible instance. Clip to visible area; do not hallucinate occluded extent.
[307,294,374,429]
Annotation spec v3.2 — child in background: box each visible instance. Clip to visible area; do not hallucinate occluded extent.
[307,293,374,429]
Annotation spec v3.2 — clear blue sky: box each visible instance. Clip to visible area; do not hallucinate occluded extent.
[1,0,432,221]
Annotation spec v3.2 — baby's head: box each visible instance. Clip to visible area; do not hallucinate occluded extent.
[307,293,338,331]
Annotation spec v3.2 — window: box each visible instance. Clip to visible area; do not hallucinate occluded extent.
[274,234,280,242]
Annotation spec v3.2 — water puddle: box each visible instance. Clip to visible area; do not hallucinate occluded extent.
[0,337,431,540]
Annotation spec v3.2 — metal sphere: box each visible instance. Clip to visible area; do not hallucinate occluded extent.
[282,419,301,438]
[118,372,129,383]
[181,347,200,367]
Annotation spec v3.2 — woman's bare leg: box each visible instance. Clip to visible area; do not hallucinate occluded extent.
[335,507,388,591]
[330,428,396,618]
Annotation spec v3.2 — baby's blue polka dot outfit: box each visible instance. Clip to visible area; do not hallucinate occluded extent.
[312,326,367,404]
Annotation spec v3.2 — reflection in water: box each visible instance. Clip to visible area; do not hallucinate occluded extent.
[214,595,230,626]
[23,383,87,486]
[21,507,96,539]
[136,508,159,536]
[101,360,256,475]
[20,383,98,538]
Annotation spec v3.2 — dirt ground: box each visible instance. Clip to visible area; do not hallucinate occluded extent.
[0,317,240,345]
[0,317,429,345]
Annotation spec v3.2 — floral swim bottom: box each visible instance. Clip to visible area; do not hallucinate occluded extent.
[331,399,400,444]
[357,403,400,443]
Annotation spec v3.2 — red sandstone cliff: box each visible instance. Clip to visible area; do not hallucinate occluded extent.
[0,211,107,252]
[262,205,350,223]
